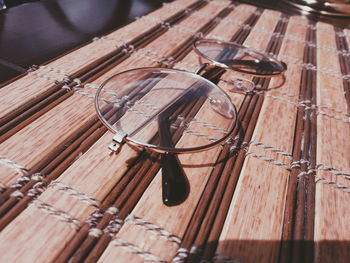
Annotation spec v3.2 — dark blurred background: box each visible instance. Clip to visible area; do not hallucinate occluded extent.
[0,0,172,83]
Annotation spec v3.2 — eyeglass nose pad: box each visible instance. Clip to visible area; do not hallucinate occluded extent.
[227,77,255,94]
[208,96,235,119]
[194,63,237,119]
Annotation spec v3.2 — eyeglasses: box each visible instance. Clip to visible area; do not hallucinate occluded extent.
[95,39,286,206]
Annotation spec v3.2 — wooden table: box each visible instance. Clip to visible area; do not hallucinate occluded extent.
[0,0,349,262]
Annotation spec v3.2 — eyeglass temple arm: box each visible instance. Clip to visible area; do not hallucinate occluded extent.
[157,88,201,206]
[220,59,286,70]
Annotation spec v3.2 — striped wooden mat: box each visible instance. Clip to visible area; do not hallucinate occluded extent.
[0,0,349,262]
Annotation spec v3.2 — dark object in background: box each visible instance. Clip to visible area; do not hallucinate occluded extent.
[3,0,39,8]
[240,0,350,24]
[281,0,350,17]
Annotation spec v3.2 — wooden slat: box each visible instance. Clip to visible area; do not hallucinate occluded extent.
[0,205,78,263]
[131,1,233,60]
[175,3,259,72]
[314,22,350,263]
[213,14,307,263]
[0,93,95,185]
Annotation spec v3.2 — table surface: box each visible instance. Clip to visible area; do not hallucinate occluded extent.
[0,0,349,262]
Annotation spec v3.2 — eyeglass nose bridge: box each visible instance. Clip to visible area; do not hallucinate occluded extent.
[194,61,229,75]
[194,62,258,98]
[194,63,211,75]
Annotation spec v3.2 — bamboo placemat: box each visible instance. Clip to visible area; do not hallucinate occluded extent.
[0,0,349,262]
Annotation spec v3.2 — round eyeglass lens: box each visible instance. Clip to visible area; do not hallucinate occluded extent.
[95,67,237,153]
[194,39,286,76]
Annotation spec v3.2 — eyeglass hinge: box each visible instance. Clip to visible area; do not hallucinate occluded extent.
[108,131,128,154]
